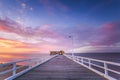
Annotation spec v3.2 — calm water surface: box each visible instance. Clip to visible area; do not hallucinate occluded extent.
[0,53,120,63]
[74,53,120,63]
[0,53,49,63]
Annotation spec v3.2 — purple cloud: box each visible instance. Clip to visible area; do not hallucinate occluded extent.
[91,21,120,45]
[0,17,64,44]
[0,17,25,34]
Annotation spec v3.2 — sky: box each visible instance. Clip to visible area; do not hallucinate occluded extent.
[0,0,120,53]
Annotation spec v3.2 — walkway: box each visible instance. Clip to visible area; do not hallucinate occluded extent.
[14,55,107,80]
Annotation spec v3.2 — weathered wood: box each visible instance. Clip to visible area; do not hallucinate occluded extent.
[14,55,108,80]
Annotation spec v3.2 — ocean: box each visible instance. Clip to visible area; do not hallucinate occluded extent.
[0,53,49,63]
[74,53,120,63]
[0,53,120,63]
[0,53,120,79]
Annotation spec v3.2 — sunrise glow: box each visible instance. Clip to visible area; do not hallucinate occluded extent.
[0,0,120,54]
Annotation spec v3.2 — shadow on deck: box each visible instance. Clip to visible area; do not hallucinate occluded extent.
[14,55,108,80]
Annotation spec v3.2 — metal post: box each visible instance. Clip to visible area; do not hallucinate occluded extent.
[13,63,16,75]
[104,62,108,76]
[77,56,79,61]
[69,35,74,59]
[81,57,83,64]
[28,60,32,68]
[72,35,74,59]
[88,59,91,68]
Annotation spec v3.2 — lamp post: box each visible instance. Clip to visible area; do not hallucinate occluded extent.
[69,35,74,58]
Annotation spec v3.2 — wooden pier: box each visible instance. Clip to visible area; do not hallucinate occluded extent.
[14,55,107,80]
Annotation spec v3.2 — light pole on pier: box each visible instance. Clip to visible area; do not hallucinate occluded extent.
[68,35,74,58]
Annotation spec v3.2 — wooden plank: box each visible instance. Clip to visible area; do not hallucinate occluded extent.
[14,55,108,80]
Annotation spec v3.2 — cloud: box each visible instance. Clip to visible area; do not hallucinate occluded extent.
[20,2,28,14]
[0,17,25,34]
[0,38,41,53]
[63,21,120,53]
[21,3,26,9]
[0,38,25,47]
[0,17,71,53]
[64,24,97,47]
[0,38,67,53]
[91,21,120,46]
[35,24,64,39]
[39,0,68,15]
[0,18,63,44]
[0,26,59,44]
[74,45,120,53]
[65,21,120,48]
[0,37,67,53]
[30,7,33,11]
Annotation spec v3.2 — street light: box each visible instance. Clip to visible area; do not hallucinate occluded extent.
[68,35,74,58]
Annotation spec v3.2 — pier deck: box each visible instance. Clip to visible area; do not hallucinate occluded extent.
[14,55,107,80]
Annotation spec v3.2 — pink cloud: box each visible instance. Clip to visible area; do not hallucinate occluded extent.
[0,17,71,53]
[35,24,63,39]
[91,21,120,45]
[39,24,54,30]
[0,18,64,44]
[0,18,25,34]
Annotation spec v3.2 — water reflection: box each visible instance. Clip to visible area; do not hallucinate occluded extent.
[0,53,48,63]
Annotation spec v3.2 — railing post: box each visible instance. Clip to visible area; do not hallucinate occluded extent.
[28,60,32,68]
[72,55,75,60]
[77,56,79,61]
[81,57,83,64]
[75,56,77,61]
[37,59,41,64]
[88,59,91,68]
[104,62,108,76]
[13,63,16,75]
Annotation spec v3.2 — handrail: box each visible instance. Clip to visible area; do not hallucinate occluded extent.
[64,54,120,80]
[77,56,120,66]
[0,55,57,80]
[0,58,37,75]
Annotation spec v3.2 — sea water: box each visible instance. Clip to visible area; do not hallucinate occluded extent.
[0,53,49,63]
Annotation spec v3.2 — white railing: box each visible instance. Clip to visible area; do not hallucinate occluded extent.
[64,54,120,80]
[0,55,57,80]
